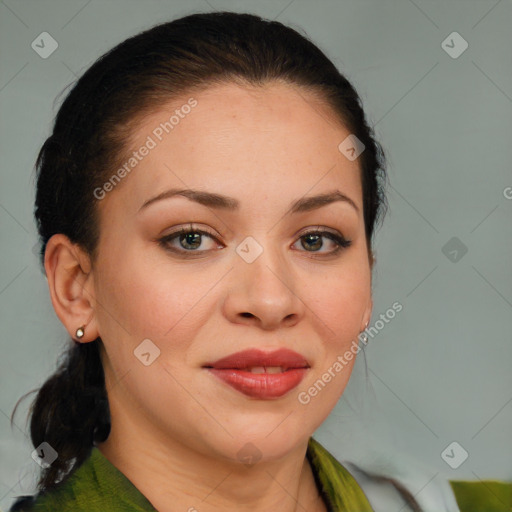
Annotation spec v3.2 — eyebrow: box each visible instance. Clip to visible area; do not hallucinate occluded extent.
[138,188,359,215]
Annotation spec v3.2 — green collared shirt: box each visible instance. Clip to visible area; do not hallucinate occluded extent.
[9,437,512,511]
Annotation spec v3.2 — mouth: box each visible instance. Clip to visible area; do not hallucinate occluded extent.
[203,347,310,370]
[202,348,310,399]
[209,366,294,374]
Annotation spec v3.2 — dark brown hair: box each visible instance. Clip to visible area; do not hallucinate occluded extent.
[10,10,409,510]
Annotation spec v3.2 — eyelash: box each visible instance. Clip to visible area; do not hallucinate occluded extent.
[157,224,352,258]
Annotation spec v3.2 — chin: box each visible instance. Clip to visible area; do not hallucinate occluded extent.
[218,422,310,462]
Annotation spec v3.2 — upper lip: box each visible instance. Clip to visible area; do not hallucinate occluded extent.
[203,348,310,370]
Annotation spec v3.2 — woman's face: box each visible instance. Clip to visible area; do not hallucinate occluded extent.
[90,81,373,462]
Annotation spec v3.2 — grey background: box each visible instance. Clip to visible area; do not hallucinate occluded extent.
[1,0,511,509]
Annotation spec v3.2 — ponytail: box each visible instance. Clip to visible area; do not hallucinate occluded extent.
[10,340,110,494]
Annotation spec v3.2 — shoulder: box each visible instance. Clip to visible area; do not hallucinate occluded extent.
[308,436,512,512]
[450,479,512,512]
[8,447,156,512]
[8,451,101,511]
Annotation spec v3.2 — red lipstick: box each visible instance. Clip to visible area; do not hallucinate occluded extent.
[203,348,310,399]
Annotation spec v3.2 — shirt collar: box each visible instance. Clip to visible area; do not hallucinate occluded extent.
[67,437,373,511]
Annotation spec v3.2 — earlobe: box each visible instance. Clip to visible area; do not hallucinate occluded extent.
[361,297,373,333]
[369,250,376,268]
[44,234,99,343]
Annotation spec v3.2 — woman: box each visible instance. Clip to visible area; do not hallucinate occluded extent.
[8,11,510,512]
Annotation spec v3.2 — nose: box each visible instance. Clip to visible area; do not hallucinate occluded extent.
[221,237,305,330]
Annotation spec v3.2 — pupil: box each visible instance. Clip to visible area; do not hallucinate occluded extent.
[182,232,201,249]
[304,234,321,251]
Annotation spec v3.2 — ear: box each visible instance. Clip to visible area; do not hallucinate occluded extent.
[361,296,373,333]
[44,234,99,343]
[362,249,376,331]
[368,248,376,269]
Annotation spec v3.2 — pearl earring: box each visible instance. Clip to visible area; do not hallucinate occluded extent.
[360,321,369,343]
[76,325,85,339]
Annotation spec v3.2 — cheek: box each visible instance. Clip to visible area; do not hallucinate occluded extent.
[94,246,220,346]
[306,260,371,343]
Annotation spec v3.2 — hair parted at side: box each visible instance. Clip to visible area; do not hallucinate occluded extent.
[10,9,397,508]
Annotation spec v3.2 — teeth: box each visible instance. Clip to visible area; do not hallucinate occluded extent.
[248,366,284,374]
[266,366,284,374]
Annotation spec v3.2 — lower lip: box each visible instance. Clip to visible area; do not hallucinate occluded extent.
[206,368,308,399]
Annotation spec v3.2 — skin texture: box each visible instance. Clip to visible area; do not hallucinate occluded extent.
[44,81,374,512]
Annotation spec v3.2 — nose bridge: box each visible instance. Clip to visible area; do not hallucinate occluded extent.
[228,231,302,325]
[236,231,288,285]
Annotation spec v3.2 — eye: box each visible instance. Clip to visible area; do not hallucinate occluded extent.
[158,224,221,255]
[157,224,352,257]
[293,227,352,256]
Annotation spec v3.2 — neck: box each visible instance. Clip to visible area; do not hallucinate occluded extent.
[97,399,326,512]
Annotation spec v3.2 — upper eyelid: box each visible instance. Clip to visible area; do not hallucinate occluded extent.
[161,225,348,241]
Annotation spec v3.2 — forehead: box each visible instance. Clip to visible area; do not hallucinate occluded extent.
[99,81,363,217]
